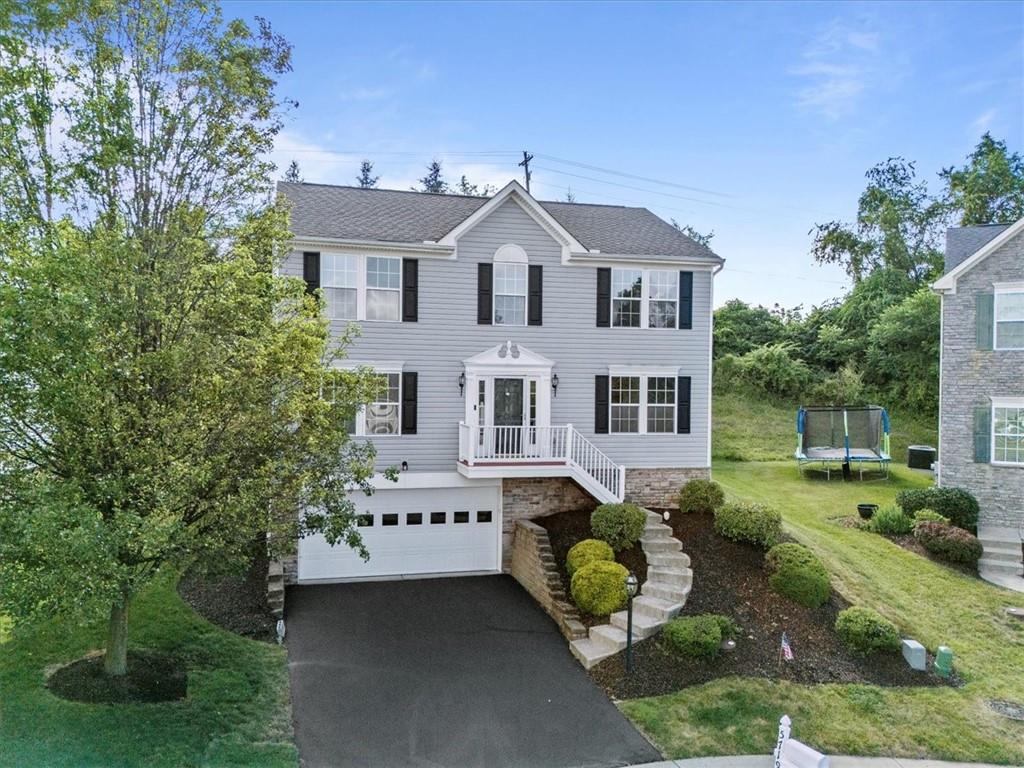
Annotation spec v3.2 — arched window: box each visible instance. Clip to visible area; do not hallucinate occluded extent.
[493,244,528,326]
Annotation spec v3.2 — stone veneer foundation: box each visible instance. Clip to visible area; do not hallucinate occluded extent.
[624,467,711,508]
[500,477,594,569]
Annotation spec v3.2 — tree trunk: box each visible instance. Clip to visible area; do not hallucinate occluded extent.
[104,596,129,677]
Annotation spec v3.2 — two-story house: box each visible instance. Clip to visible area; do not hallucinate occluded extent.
[933,218,1024,588]
[277,180,722,584]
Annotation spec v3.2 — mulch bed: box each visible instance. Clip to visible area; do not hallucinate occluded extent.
[47,650,187,704]
[177,542,277,643]
[588,509,958,699]
[539,508,648,629]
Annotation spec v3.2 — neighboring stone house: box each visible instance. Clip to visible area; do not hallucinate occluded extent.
[275,179,722,584]
[933,219,1024,588]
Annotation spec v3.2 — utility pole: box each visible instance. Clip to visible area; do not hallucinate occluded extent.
[519,150,533,193]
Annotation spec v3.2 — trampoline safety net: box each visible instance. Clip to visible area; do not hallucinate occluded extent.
[796,405,891,476]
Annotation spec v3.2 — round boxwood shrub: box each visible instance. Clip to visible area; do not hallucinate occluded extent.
[566,538,614,577]
[678,479,726,514]
[570,560,628,616]
[765,543,831,608]
[912,508,950,525]
[661,614,736,659]
[914,521,983,566]
[835,606,900,655]
[713,502,782,548]
[895,487,979,532]
[868,504,913,536]
[591,502,646,552]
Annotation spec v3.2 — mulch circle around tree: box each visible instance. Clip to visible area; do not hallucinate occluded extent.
[574,509,959,699]
[177,542,277,643]
[47,650,187,704]
[539,507,648,629]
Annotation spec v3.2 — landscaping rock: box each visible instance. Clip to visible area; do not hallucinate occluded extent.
[901,638,927,671]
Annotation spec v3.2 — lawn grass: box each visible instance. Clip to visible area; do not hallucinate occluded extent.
[712,390,938,464]
[0,575,296,768]
[620,461,1024,763]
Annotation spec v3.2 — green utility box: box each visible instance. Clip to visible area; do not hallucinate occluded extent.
[934,645,954,678]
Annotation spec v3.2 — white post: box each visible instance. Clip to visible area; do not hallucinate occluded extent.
[773,714,791,767]
[565,423,573,462]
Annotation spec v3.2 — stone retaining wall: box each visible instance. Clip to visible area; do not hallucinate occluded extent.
[501,477,593,569]
[509,519,586,641]
[624,467,711,508]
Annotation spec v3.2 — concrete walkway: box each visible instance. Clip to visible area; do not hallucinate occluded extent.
[631,757,1020,768]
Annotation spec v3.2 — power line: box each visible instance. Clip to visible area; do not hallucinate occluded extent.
[532,165,742,209]
[534,152,734,198]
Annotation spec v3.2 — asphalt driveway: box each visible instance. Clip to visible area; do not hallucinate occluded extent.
[286,575,659,768]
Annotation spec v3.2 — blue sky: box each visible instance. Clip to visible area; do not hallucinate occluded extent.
[230,0,1023,309]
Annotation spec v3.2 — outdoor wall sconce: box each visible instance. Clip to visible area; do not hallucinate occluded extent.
[458,372,466,396]
[552,373,559,397]
[401,461,408,472]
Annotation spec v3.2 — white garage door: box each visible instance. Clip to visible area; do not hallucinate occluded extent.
[297,485,501,582]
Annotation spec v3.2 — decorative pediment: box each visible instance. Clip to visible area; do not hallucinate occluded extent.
[463,341,554,374]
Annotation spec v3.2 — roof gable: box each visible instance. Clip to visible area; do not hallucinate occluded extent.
[933,217,1024,293]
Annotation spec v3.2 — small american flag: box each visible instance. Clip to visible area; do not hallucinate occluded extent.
[781,632,794,661]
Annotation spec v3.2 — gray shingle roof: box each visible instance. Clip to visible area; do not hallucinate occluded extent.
[279,182,722,262]
[945,224,1010,273]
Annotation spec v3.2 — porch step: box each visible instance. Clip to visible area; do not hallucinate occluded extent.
[589,624,629,652]
[646,510,668,525]
[642,523,674,539]
[642,580,692,604]
[569,638,617,670]
[631,595,685,622]
[647,551,691,569]
[647,566,693,588]
[979,560,1024,577]
[640,536,683,552]
[980,550,1024,565]
[610,609,663,639]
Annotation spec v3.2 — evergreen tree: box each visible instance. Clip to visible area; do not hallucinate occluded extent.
[671,219,715,247]
[283,160,303,183]
[454,175,494,197]
[356,159,379,188]
[417,160,448,193]
[564,187,576,203]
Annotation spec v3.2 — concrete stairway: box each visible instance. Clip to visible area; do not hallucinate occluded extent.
[978,527,1023,591]
[570,509,692,669]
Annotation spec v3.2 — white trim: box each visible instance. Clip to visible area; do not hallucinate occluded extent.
[708,264,717,469]
[608,365,681,376]
[994,284,1024,351]
[608,372,678,436]
[932,218,1024,293]
[565,253,723,270]
[994,281,1024,292]
[437,180,588,259]
[991,397,1024,408]
[937,294,944,485]
[493,260,528,327]
[610,267,681,330]
[365,471,500,490]
[494,243,529,263]
[991,400,1024,467]
[330,360,404,372]
[320,251,403,323]
[293,237,455,259]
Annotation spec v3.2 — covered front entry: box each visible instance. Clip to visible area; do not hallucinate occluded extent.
[297,483,501,582]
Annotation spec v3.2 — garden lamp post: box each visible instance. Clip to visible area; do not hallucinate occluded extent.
[625,572,639,673]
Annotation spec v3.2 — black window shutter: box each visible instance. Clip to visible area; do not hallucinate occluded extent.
[595,375,609,434]
[973,405,991,463]
[402,259,418,322]
[528,265,543,326]
[677,376,692,434]
[596,268,611,327]
[976,293,994,350]
[678,271,693,330]
[401,372,418,435]
[303,252,320,295]
[477,263,493,325]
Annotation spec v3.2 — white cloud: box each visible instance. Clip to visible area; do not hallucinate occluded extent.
[969,108,997,136]
[338,87,394,102]
[792,19,883,121]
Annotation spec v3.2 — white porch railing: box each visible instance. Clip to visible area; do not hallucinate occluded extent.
[458,422,625,502]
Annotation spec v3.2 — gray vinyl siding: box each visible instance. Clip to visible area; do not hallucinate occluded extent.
[284,198,713,472]
[938,230,1024,530]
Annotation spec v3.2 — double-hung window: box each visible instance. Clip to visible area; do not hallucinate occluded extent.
[611,268,679,329]
[320,253,401,322]
[494,262,527,325]
[364,372,401,435]
[610,373,677,434]
[994,285,1024,350]
[992,400,1024,466]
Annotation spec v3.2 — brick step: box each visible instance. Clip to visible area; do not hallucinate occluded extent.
[647,551,690,569]
[569,638,616,670]
[647,566,692,588]
[642,523,674,539]
[640,536,682,552]
[642,580,691,603]
[631,595,685,622]
[610,609,662,639]
[589,624,628,652]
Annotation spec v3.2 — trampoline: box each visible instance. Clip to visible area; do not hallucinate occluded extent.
[796,405,891,479]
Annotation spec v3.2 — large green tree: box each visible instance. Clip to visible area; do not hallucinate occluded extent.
[941,132,1024,225]
[0,0,382,677]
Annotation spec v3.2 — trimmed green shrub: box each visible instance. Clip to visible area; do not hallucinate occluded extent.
[570,560,628,616]
[895,487,979,532]
[868,504,913,536]
[662,614,735,659]
[591,503,646,552]
[912,508,950,525]
[566,538,614,577]
[835,606,901,655]
[765,543,831,608]
[914,522,983,566]
[713,502,782,548]
[678,479,725,514]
